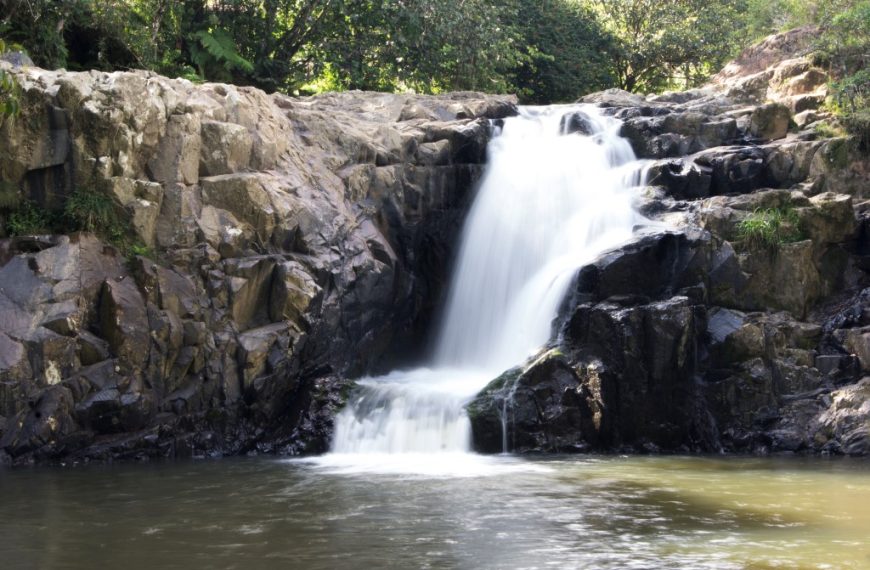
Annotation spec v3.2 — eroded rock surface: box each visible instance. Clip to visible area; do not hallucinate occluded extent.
[0,66,515,464]
[469,29,870,457]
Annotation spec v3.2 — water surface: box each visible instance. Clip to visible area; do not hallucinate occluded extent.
[2,455,868,569]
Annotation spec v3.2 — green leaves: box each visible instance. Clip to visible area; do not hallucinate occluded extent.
[812,1,870,147]
[191,28,255,77]
[63,188,119,234]
[584,0,749,93]
[2,0,864,106]
[0,71,20,117]
[0,38,21,119]
[513,0,615,103]
[736,208,804,253]
[5,201,55,236]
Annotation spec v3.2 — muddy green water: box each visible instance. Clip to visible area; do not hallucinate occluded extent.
[1,455,868,569]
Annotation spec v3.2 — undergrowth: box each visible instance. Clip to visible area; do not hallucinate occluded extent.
[2,187,150,258]
[6,200,56,235]
[813,120,846,139]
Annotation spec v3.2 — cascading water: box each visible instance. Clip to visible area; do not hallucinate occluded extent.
[328,105,648,463]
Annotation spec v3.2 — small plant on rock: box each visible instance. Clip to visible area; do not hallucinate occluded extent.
[6,200,55,235]
[736,207,803,253]
[64,188,119,233]
[64,188,143,255]
[813,120,846,139]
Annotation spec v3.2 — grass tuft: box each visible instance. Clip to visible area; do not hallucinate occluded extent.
[736,207,803,253]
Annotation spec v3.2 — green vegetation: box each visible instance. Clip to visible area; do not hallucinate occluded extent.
[5,200,55,235]
[0,0,825,103]
[0,1,866,104]
[62,188,149,255]
[813,121,847,139]
[585,0,752,93]
[736,207,804,252]
[2,186,149,255]
[821,2,870,147]
[512,1,613,102]
[0,38,21,118]
[63,188,121,235]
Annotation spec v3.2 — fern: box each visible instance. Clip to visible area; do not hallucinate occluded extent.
[192,29,254,78]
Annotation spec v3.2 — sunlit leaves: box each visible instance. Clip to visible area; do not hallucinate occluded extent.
[0,39,21,119]
[583,0,750,92]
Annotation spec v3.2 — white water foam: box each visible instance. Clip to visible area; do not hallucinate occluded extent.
[322,105,649,472]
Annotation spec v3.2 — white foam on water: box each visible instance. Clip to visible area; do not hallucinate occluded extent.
[325,105,648,471]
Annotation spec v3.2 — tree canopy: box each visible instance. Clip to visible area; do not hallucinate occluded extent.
[0,0,867,107]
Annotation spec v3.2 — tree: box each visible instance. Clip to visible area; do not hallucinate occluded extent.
[512,0,615,103]
[304,0,528,94]
[584,0,749,92]
[817,1,870,146]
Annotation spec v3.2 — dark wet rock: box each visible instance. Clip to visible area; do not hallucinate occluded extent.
[569,230,709,305]
[823,288,870,333]
[0,386,76,458]
[694,146,769,195]
[814,378,870,455]
[74,388,153,434]
[620,113,738,159]
[763,139,824,187]
[101,278,149,364]
[564,296,708,451]
[559,111,595,136]
[468,352,596,454]
[470,295,712,453]
[647,159,712,199]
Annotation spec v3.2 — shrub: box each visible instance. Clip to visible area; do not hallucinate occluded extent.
[64,188,121,235]
[2,188,152,256]
[817,2,870,146]
[813,120,846,139]
[842,110,870,149]
[6,200,55,235]
[64,188,154,257]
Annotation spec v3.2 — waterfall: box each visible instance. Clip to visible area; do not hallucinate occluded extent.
[330,105,647,457]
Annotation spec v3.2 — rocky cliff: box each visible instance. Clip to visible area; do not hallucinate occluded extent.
[2,27,868,465]
[468,28,870,457]
[0,63,515,464]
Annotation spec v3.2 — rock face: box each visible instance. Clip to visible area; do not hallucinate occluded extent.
[0,64,516,464]
[468,30,870,457]
[2,27,869,464]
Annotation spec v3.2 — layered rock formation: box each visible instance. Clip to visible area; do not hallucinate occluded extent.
[468,29,870,456]
[2,27,868,464]
[0,64,515,464]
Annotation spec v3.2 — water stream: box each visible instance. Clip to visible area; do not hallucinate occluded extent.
[2,456,868,569]
[329,105,648,461]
